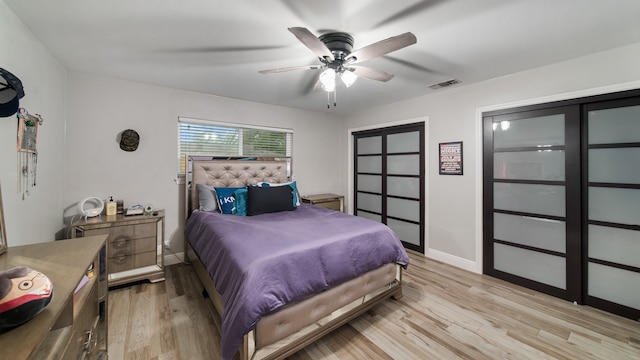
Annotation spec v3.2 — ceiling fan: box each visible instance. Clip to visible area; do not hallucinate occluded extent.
[259,27,417,107]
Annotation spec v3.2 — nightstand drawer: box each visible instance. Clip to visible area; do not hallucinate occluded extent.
[84,222,156,242]
[108,250,157,273]
[312,200,342,211]
[71,212,165,286]
[108,235,156,254]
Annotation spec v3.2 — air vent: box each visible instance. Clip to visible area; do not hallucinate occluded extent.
[428,79,461,90]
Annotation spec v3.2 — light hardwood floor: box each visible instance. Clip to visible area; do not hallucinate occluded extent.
[108,252,640,359]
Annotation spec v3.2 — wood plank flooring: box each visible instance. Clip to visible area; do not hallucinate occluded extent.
[108,251,640,359]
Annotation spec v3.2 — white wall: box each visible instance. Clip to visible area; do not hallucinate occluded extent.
[0,1,67,246]
[342,42,640,272]
[4,0,640,274]
[64,73,342,257]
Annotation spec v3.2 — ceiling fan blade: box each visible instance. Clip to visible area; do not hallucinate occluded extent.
[350,66,394,82]
[371,0,448,29]
[383,55,439,74]
[312,78,323,92]
[288,27,335,62]
[157,45,289,53]
[258,65,322,74]
[347,32,417,64]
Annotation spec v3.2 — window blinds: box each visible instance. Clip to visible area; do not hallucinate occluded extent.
[178,118,293,173]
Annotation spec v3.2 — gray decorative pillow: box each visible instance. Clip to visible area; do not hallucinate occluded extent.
[196,184,218,212]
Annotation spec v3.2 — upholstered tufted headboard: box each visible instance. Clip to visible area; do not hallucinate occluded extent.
[185,156,290,217]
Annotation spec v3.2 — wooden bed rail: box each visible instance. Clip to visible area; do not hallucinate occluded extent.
[185,242,403,360]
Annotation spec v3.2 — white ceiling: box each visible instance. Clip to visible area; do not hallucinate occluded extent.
[6,0,640,114]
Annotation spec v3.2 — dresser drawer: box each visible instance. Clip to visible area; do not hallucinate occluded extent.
[108,236,156,255]
[108,250,157,273]
[61,282,99,360]
[84,222,156,242]
[71,212,165,287]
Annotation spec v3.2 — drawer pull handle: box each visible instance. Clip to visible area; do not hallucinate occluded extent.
[112,236,130,248]
[84,328,97,354]
[114,254,129,263]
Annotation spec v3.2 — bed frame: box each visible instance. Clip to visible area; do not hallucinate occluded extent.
[183,156,404,360]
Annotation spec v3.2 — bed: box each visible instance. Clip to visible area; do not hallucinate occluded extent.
[183,156,409,360]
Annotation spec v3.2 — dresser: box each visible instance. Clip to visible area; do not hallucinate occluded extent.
[71,212,165,287]
[301,193,344,212]
[0,235,108,359]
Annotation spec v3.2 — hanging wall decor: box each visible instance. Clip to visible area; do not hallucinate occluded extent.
[0,68,25,118]
[439,141,463,175]
[119,129,140,152]
[16,108,43,199]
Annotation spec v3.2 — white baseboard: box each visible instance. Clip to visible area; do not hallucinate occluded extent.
[426,248,481,274]
[164,252,185,266]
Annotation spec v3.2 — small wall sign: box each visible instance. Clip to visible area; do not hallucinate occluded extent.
[439,141,463,175]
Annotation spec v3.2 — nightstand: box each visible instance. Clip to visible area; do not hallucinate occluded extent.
[71,211,165,287]
[301,193,344,212]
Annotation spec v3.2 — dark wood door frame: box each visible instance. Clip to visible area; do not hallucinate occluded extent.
[353,122,425,253]
[483,87,640,320]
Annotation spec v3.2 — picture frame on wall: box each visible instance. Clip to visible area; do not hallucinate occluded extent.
[439,141,463,175]
[17,110,42,153]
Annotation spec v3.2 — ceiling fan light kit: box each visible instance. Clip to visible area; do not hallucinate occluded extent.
[319,68,357,94]
[319,68,336,92]
[340,70,358,87]
[259,27,416,108]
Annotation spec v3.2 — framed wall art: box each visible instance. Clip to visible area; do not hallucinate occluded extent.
[439,141,463,175]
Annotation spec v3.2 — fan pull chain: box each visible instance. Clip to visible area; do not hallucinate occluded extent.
[326,90,338,109]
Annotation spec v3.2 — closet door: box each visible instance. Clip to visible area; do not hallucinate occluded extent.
[354,123,425,252]
[483,106,581,302]
[585,98,640,319]
[355,135,384,222]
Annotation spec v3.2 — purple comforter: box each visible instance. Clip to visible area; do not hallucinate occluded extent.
[184,204,409,360]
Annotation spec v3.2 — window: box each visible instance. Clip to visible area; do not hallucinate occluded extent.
[178,117,293,174]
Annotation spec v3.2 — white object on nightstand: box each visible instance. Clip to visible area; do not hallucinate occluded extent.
[78,196,104,219]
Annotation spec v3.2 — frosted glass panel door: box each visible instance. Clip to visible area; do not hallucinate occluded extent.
[355,136,382,215]
[354,123,424,252]
[484,89,640,320]
[586,101,640,317]
[483,105,581,302]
